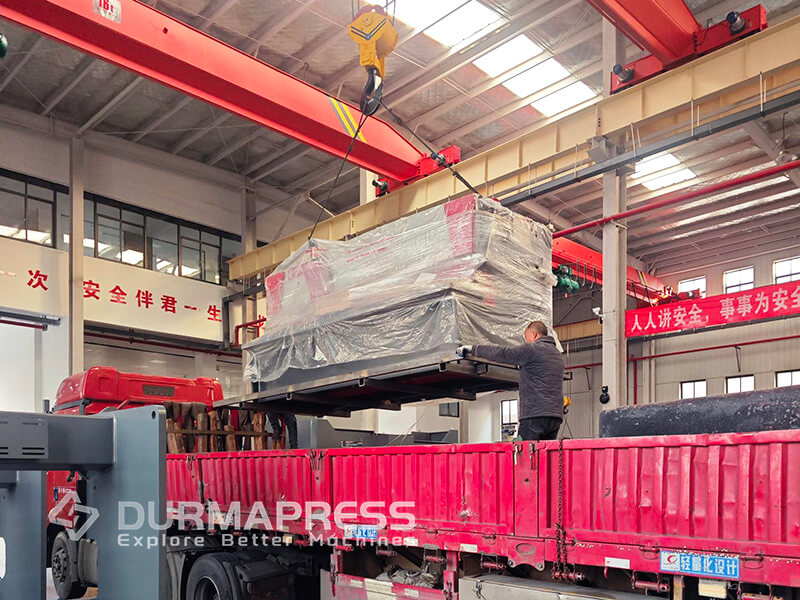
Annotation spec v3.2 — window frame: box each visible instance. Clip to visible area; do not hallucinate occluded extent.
[85,192,240,285]
[438,402,460,418]
[725,374,754,394]
[0,167,61,249]
[680,379,707,399]
[723,266,755,294]
[677,276,707,298]
[773,256,800,284]
[776,369,800,388]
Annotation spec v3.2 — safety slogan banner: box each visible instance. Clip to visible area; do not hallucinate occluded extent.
[626,281,800,337]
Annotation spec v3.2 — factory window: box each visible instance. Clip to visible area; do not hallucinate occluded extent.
[501,399,518,439]
[726,375,754,394]
[438,402,460,418]
[680,380,706,399]
[678,276,706,298]
[776,370,800,388]
[774,256,800,284]
[85,194,240,285]
[723,266,754,294]
[0,170,59,247]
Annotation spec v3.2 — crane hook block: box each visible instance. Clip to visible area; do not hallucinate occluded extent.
[349,5,397,78]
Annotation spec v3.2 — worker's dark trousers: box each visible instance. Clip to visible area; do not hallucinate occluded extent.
[518,417,562,441]
[268,413,299,449]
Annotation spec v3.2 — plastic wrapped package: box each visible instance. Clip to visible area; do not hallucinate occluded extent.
[244,195,556,394]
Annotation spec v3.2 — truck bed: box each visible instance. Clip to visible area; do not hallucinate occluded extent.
[166,429,800,587]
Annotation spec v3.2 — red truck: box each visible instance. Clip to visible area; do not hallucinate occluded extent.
[47,368,800,600]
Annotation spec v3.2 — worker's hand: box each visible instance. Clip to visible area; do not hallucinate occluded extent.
[456,345,473,358]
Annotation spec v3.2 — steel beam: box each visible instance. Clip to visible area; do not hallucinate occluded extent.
[40,55,96,116]
[743,119,800,187]
[0,37,44,94]
[0,0,429,183]
[229,16,800,281]
[78,76,144,134]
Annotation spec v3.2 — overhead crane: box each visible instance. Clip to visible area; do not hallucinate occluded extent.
[2,0,790,301]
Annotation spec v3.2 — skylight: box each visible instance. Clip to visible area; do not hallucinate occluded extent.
[632,153,697,191]
[503,58,570,97]
[473,35,543,77]
[424,1,504,47]
[531,80,596,117]
[632,154,681,178]
[641,168,696,191]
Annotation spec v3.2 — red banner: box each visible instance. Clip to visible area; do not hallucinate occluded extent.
[626,281,800,337]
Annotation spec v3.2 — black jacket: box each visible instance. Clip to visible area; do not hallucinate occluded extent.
[473,336,565,420]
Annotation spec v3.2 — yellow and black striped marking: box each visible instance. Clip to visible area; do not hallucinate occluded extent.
[328,97,366,142]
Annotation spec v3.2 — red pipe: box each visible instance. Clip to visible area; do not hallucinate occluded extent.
[553,159,800,238]
[0,318,47,330]
[234,317,268,347]
[85,332,241,358]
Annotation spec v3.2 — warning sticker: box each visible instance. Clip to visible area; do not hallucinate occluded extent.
[94,0,121,23]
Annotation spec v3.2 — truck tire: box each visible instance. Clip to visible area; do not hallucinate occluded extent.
[185,553,237,600]
[51,531,88,599]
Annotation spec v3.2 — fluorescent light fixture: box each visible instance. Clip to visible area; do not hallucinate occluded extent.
[119,249,144,265]
[503,58,569,97]
[181,265,200,277]
[64,234,111,252]
[641,168,696,191]
[531,80,597,116]
[0,226,50,244]
[633,154,681,178]
[424,1,504,47]
[473,35,543,77]
[156,259,174,272]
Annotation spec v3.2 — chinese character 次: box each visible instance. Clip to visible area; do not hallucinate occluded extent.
[27,269,48,290]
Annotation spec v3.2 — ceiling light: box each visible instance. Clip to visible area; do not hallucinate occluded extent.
[503,58,570,97]
[531,80,596,116]
[424,1,504,47]
[473,35,543,77]
[641,168,696,191]
[633,154,681,178]
[181,266,200,277]
[156,259,174,272]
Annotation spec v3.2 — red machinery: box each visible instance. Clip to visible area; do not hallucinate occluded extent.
[585,0,768,93]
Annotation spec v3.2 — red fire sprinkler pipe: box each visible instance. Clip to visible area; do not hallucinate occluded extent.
[553,159,800,239]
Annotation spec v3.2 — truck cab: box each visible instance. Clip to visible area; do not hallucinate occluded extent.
[46,366,223,599]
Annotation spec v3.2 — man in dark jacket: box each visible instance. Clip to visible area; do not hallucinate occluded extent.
[457,321,565,441]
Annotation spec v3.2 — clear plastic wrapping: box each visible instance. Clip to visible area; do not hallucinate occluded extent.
[244,195,556,391]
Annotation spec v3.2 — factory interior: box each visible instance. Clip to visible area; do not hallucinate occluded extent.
[0,0,800,598]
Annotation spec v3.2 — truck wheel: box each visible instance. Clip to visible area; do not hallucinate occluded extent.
[51,531,88,599]
[185,554,236,600]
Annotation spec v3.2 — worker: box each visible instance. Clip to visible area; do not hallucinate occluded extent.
[457,321,565,441]
[268,413,298,449]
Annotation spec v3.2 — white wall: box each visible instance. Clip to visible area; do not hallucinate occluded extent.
[0,118,314,241]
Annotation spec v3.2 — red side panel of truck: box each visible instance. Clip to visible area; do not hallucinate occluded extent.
[195,431,800,586]
[197,450,324,535]
[327,444,517,537]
